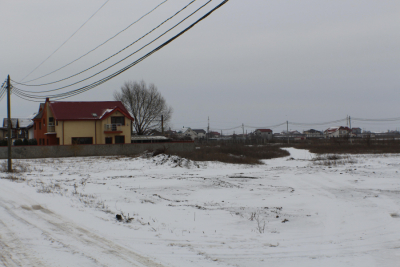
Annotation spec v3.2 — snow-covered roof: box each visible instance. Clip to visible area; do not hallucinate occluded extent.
[2,118,33,129]
[18,118,34,128]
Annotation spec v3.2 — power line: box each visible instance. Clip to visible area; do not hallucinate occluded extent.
[21,0,169,84]
[20,0,110,82]
[13,0,199,88]
[352,117,400,122]
[11,1,230,101]
[12,0,213,98]
[289,118,347,127]
[245,122,287,129]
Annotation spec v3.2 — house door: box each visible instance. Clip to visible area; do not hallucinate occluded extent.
[105,137,112,144]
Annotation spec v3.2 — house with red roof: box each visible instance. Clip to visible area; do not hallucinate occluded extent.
[209,131,221,138]
[33,98,134,145]
[324,126,351,138]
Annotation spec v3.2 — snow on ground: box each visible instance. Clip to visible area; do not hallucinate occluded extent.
[1,148,400,266]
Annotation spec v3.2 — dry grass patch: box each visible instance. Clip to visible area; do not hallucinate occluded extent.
[172,143,290,164]
[294,139,400,154]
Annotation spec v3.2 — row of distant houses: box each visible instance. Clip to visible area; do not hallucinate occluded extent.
[169,126,366,141]
[1,98,396,146]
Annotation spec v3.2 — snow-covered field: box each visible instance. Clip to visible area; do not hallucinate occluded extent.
[1,148,400,267]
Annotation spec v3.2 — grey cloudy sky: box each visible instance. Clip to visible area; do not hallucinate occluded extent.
[1,0,399,133]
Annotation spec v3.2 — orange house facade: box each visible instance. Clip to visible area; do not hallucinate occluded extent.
[33,98,134,145]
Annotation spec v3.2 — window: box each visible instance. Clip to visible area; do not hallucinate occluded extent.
[49,117,54,125]
[105,137,112,144]
[56,138,60,145]
[71,137,93,145]
[56,120,58,126]
[111,116,125,125]
[39,122,41,130]
[115,136,125,144]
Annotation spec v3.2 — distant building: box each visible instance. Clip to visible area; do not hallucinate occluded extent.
[351,127,362,136]
[324,126,351,138]
[1,118,34,141]
[303,129,323,138]
[192,129,206,139]
[254,129,273,140]
[209,131,221,138]
[180,128,198,140]
[33,98,134,145]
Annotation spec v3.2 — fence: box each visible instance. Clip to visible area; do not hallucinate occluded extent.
[0,141,194,159]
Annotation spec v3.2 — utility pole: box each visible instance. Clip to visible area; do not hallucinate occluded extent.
[349,115,352,144]
[161,115,164,134]
[287,120,289,144]
[207,116,209,141]
[349,116,351,129]
[242,123,244,142]
[7,75,12,172]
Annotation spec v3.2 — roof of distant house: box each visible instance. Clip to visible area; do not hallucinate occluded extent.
[304,129,322,133]
[2,118,35,129]
[325,126,351,133]
[34,101,134,121]
[255,129,272,133]
[2,118,18,128]
[192,129,206,134]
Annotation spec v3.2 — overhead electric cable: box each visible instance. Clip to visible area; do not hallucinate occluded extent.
[22,0,169,84]
[352,117,400,122]
[11,0,230,101]
[20,0,110,82]
[14,0,213,96]
[210,125,242,131]
[244,122,287,129]
[289,118,347,126]
[13,0,199,88]
[0,80,7,102]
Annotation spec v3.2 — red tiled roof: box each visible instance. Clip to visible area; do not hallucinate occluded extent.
[255,129,272,133]
[48,101,134,121]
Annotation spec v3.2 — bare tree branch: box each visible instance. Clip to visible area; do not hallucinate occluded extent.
[114,81,173,135]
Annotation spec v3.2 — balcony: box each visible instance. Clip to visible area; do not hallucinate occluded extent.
[47,123,55,133]
[104,124,123,133]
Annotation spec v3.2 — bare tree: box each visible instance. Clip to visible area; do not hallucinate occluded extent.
[114,81,173,135]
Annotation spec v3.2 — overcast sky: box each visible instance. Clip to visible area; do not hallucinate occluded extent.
[1,0,399,133]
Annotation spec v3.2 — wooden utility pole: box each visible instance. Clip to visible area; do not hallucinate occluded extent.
[7,75,12,172]
[349,116,352,144]
[287,120,289,144]
[207,116,209,141]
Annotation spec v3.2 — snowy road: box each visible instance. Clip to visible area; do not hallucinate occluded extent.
[1,148,400,266]
[0,182,166,267]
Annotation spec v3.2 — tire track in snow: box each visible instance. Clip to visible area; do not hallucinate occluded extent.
[0,207,46,267]
[0,182,167,267]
